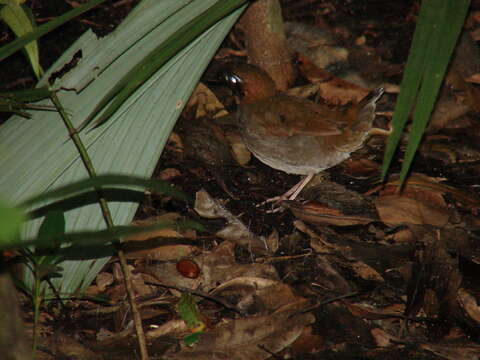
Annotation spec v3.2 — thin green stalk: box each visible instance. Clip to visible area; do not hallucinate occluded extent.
[49,93,149,360]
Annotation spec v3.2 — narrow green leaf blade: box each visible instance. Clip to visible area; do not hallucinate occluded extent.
[0,219,204,251]
[0,87,53,102]
[398,0,470,185]
[0,87,55,117]
[21,174,189,209]
[0,0,106,62]
[380,0,438,180]
[0,0,41,78]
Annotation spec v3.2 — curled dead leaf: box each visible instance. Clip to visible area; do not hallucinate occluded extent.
[194,190,268,254]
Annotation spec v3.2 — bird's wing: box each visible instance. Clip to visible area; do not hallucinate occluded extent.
[257,95,345,137]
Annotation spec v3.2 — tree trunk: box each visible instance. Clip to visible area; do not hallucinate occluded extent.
[241,0,294,91]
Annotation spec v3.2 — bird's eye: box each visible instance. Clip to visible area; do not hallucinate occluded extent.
[226,73,242,86]
[225,73,244,96]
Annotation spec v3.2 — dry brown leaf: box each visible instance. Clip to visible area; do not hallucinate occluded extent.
[428,32,480,130]
[226,131,252,166]
[125,213,183,242]
[375,195,450,227]
[187,82,228,119]
[341,158,380,178]
[286,82,323,99]
[264,229,279,254]
[158,167,182,181]
[286,201,377,226]
[458,288,480,325]
[372,173,480,213]
[405,231,462,327]
[130,269,154,297]
[296,54,370,104]
[428,92,471,131]
[139,261,199,291]
[127,244,199,262]
[285,179,378,226]
[165,306,314,360]
[141,241,278,294]
[146,319,187,340]
[375,174,453,227]
[465,73,480,83]
[312,255,352,294]
[166,132,184,153]
[285,21,348,70]
[212,277,300,314]
[351,261,384,282]
[96,324,134,346]
[95,272,114,292]
[370,328,398,347]
[420,342,480,360]
[344,302,404,321]
[45,333,102,360]
[122,213,201,261]
[290,326,326,355]
[194,190,268,254]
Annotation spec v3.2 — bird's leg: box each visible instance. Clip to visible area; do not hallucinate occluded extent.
[286,173,315,200]
[258,173,315,212]
[369,127,392,137]
[369,111,393,137]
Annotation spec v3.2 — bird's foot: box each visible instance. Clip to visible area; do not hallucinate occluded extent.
[257,173,316,213]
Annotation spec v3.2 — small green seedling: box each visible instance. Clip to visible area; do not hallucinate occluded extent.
[177,293,206,346]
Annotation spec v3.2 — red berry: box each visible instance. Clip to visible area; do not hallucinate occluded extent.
[176,259,200,279]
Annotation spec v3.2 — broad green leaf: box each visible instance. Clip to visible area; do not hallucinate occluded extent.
[0,0,246,295]
[80,0,249,130]
[0,0,41,78]
[0,199,25,245]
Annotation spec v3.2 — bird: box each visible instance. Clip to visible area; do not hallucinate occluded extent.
[224,63,385,202]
